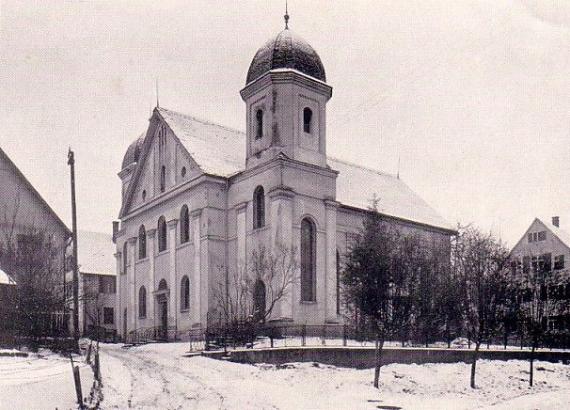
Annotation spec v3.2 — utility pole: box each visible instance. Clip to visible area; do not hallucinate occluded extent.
[67,149,79,345]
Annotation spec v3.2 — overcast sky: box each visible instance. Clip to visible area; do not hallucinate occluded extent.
[1,0,569,246]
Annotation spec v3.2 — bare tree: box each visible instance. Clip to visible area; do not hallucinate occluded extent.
[516,264,570,386]
[0,228,67,347]
[213,242,298,331]
[454,225,509,388]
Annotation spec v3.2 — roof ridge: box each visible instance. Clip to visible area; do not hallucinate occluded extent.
[327,156,398,179]
[157,107,245,136]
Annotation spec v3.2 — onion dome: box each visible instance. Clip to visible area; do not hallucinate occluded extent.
[246,28,326,85]
[121,134,145,169]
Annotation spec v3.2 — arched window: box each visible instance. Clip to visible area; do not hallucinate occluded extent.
[253,280,266,323]
[158,279,168,291]
[160,166,166,193]
[253,186,265,229]
[158,216,167,252]
[255,109,263,139]
[138,286,147,318]
[303,107,313,134]
[138,225,146,259]
[300,218,316,302]
[180,205,190,244]
[336,250,341,315]
[180,276,190,311]
[122,242,128,274]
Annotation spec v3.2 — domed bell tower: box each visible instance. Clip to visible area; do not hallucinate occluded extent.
[240,15,332,170]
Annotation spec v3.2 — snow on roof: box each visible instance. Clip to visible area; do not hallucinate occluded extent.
[158,108,245,177]
[78,231,115,276]
[153,107,452,232]
[329,158,454,231]
[541,218,570,248]
[0,268,16,285]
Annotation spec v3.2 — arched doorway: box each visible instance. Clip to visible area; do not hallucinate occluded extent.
[156,279,168,341]
[253,280,266,323]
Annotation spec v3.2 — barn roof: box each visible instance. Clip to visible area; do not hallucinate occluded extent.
[128,107,453,232]
[78,230,115,276]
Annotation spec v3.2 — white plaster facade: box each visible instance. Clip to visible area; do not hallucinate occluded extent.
[114,27,454,340]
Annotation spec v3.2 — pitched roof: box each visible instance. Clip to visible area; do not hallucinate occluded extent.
[78,230,115,276]
[0,148,71,237]
[135,107,453,232]
[329,158,453,231]
[0,268,16,286]
[540,218,570,248]
[158,108,244,177]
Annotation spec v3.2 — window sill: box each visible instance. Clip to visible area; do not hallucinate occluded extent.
[136,257,149,264]
[300,300,317,305]
[156,250,169,257]
[251,225,270,234]
[180,308,189,313]
[176,241,192,251]
[139,316,146,320]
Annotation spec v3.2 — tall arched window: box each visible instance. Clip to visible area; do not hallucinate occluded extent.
[180,205,190,244]
[303,107,313,134]
[160,166,166,193]
[158,216,167,252]
[180,276,190,311]
[253,186,265,229]
[138,225,146,259]
[122,242,128,274]
[253,279,266,323]
[138,286,147,318]
[336,250,341,315]
[255,109,263,139]
[300,218,316,302]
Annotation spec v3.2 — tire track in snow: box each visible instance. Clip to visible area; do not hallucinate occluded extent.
[100,345,225,409]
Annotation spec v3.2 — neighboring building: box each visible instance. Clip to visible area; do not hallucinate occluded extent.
[0,147,70,250]
[0,147,71,335]
[65,231,117,338]
[114,18,455,341]
[509,216,570,332]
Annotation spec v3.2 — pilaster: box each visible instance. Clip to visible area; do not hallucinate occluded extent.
[127,236,137,332]
[191,209,202,326]
[269,187,295,320]
[147,228,156,327]
[167,219,178,332]
[324,200,339,322]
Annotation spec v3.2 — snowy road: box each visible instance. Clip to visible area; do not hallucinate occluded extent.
[98,343,570,410]
[0,350,93,410]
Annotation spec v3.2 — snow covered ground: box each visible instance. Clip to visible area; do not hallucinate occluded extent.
[0,348,93,410]
[98,342,570,410]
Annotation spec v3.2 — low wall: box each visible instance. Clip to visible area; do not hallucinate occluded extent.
[202,347,570,369]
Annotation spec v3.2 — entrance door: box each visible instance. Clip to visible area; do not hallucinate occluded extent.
[159,300,168,341]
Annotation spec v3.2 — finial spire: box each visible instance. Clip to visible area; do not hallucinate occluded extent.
[155,78,160,108]
[284,0,290,29]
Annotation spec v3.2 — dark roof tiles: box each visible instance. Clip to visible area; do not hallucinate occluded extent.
[246,29,326,84]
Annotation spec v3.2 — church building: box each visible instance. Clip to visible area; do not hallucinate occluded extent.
[114,16,455,341]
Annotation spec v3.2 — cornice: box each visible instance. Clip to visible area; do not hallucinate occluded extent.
[240,69,333,101]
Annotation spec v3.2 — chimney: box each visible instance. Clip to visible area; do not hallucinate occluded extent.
[112,221,120,243]
[552,216,560,228]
